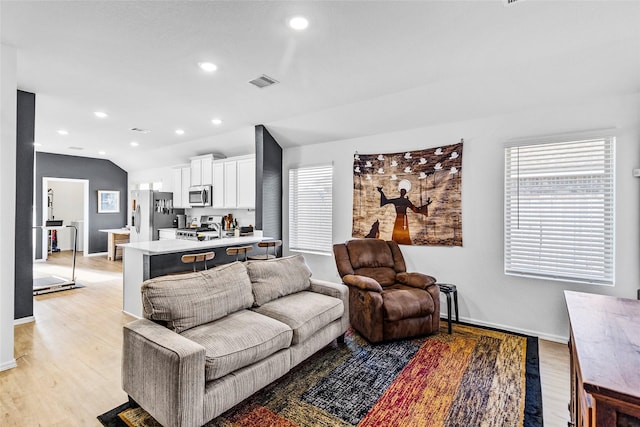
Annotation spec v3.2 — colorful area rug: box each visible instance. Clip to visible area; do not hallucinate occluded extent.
[99,323,543,427]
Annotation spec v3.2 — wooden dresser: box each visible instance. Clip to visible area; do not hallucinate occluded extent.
[565,291,640,427]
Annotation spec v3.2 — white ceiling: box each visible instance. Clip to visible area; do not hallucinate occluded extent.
[2,1,639,173]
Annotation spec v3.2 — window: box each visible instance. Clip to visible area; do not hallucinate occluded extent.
[288,164,333,255]
[504,137,615,285]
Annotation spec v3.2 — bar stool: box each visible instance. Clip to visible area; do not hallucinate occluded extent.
[248,239,282,260]
[181,251,215,272]
[226,245,253,262]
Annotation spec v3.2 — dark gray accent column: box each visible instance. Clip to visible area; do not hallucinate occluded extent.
[15,90,35,319]
[255,125,282,256]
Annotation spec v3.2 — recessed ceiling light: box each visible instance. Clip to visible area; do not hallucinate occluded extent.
[211,118,223,126]
[94,111,108,118]
[98,151,106,155]
[57,129,69,135]
[33,142,42,147]
[289,16,309,30]
[175,129,185,135]
[198,62,218,72]
[130,141,139,147]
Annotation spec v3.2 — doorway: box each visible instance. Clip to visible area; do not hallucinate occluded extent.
[35,177,89,261]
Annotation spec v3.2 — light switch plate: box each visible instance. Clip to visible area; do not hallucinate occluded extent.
[634,168,640,177]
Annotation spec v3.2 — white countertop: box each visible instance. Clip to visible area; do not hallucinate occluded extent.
[99,228,130,234]
[118,231,265,255]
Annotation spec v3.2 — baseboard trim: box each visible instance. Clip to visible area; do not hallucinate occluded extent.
[0,359,17,371]
[455,316,568,343]
[122,310,141,319]
[14,316,35,325]
[85,252,107,257]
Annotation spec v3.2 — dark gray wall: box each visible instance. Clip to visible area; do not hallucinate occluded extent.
[15,91,35,319]
[35,152,128,259]
[255,125,282,255]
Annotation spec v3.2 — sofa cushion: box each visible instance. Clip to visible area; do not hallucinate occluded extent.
[251,291,343,345]
[381,285,435,322]
[141,262,254,333]
[246,255,312,306]
[181,309,292,381]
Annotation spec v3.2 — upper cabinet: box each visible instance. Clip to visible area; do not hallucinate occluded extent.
[172,165,191,208]
[223,160,237,208]
[190,154,214,186]
[172,154,254,210]
[213,155,255,209]
[236,157,256,209]
[212,162,225,208]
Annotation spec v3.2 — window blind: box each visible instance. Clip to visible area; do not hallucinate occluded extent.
[288,164,333,255]
[504,137,615,285]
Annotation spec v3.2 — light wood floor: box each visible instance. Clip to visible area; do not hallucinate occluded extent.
[0,251,570,426]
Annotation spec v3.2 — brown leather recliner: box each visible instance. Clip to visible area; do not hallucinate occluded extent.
[333,239,440,343]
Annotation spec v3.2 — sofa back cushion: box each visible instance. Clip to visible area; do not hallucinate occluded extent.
[141,261,254,333]
[246,254,311,306]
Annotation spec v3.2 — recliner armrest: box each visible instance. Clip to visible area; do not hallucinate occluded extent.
[342,274,383,292]
[396,272,437,289]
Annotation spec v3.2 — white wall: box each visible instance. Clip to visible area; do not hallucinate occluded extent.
[283,93,640,342]
[0,44,17,370]
[128,166,176,192]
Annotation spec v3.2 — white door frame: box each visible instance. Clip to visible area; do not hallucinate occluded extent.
[38,177,89,260]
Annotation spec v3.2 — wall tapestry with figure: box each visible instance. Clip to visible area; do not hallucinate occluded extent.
[352,141,463,246]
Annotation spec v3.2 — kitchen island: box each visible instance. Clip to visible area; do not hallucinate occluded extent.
[119,232,266,317]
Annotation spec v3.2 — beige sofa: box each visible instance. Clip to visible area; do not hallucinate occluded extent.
[122,255,349,427]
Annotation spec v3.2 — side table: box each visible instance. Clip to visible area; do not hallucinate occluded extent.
[437,283,459,334]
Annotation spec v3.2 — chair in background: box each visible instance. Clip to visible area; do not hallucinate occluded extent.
[181,251,215,272]
[226,245,253,262]
[333,239,440,343]
[248,239,282,261]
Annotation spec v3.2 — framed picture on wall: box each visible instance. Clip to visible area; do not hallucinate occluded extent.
[98,190,120,213]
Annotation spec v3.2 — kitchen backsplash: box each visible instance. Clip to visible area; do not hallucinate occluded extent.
[186,207,256,228]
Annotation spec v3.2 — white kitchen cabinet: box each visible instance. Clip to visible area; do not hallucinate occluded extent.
[180,166,191,208]
[212,161,224,208]
[172,166,191,208]
[223,161,237,208]
[190,154,214,186]
[236,157,255,208]
[172,168,182,207]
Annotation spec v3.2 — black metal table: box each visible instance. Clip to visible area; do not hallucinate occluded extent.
[438,283,458,334]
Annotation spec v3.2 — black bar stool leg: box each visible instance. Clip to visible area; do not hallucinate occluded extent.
[445,292,452,334]
[453,289,459,323]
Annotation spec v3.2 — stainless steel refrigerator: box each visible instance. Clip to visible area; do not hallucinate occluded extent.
[129,190,177,243]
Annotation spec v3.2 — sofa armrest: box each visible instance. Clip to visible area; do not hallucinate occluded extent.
[310,278,350,334]
[122,318,206,427]
[396,272,437,289]
[342,274,383,292]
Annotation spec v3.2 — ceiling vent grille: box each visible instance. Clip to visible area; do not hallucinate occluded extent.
[68,146,84,150]
[504,0,523,4]
[249,74,279,89]
[131,127,151,134]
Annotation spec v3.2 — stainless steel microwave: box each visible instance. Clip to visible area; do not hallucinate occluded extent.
[188,185,212,207]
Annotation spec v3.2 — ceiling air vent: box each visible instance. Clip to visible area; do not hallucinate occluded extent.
[68,146,84,150]
[131,127,151,134]
[249,74,279,89]
[504,0,523,4]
